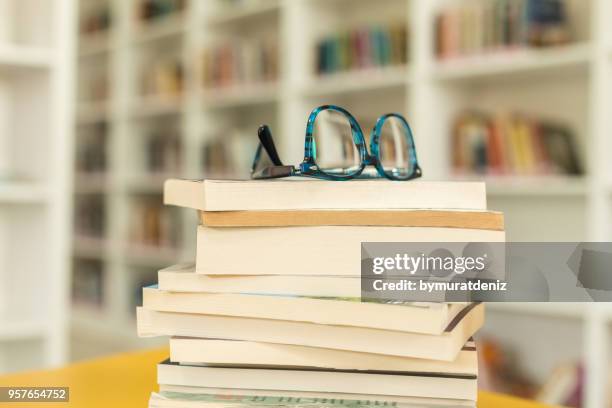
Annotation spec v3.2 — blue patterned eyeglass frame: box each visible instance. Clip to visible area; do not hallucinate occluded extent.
[251,104,422,181]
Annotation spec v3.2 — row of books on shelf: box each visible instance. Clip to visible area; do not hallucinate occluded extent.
[79,71,109,104]
[72,259,166,314]
[80,0,185,36]
[201,128,259,178]
[145,129,182,174]
[202,39,278,89]
[213,0,268,11]
[80,3,112,36]
[74,196,182,252]
[451,111,582,176]
[137,0,186,23]
[76,124,108,174]
[142,58,184,97]
[315,23,408,75]
[74,125,256,181]
[129,198,181,249]
[74,196,106,239]
[435,0,571,59]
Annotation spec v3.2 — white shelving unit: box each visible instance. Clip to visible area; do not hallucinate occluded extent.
[0,0,74,373]
[73,1,612,406]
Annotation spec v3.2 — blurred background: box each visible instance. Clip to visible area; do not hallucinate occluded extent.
[1,0,612,407]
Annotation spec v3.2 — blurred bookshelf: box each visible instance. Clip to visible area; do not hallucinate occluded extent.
[0,0,74,373]
[72,0,612,407]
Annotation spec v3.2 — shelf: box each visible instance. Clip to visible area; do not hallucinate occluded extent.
[73,236,108,259]
[299,66,409,97]
[487,303,587,319]
[74,173,110,193]
[71,307,132,341]
[452,176,588,197]
[77,101,111,124]
[432,43,591,83]
[124,245,182,267]
[124,174,176,193]
[201,82,279,108]
[487,303,612,322]
[132,14,186,44]
[79,32,112,58]
[207,1,281,26]
[71,310,163,347]
[0,321,46,341]
[0,46,52,72]
[0,182,49,204]
[130,95,183,118]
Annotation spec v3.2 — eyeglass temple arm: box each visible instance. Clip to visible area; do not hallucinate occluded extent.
[258,125,284,166]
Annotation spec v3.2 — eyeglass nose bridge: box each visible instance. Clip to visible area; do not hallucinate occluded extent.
[363,153,379,167]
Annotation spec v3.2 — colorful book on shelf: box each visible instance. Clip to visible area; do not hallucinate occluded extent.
[163,178,488,211]
[137,303,484,361]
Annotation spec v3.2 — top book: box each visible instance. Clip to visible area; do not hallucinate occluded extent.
[164,178,487,211]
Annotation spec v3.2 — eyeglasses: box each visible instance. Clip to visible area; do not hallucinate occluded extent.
[251,105,422,181]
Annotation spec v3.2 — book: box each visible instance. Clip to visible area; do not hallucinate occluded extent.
[198,209,504,229]
[156,360,477,401]
[169,338,477,375]
[158,263,363,297]
[163,179,488,211]
[137,303,484,361]
[195,225,505,276]
[151,389,476,408]
[143,288,470,334]
[535,362,580,406]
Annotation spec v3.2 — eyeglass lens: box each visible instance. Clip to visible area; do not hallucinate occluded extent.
[312,109,361,175]
[378,116,415,178]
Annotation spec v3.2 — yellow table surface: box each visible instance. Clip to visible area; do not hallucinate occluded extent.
[0,348,549,408]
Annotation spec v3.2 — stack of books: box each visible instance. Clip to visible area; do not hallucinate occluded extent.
[138,178,506,408]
